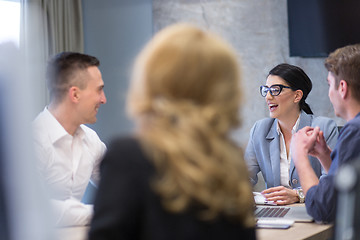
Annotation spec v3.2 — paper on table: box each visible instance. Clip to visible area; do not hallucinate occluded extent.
[253,192,276,205]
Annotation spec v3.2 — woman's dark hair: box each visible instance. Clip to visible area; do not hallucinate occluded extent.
[268,63,313,114]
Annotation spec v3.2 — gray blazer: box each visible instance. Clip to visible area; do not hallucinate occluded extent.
[245,111,338,189]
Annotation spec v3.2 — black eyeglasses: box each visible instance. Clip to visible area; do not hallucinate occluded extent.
[260,84,293,97]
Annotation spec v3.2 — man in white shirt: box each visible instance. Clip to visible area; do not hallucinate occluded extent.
[32,52,107,227]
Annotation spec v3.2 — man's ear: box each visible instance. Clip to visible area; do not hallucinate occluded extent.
[294,89,303,103]
[339,80,348,99]
[68,86,80,103]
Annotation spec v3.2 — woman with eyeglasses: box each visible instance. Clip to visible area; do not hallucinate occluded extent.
[245,63,339,205]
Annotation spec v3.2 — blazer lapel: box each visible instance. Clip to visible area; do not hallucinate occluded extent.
[266,119,281,187]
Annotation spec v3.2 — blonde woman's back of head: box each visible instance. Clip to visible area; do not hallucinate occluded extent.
[127,23,255,227]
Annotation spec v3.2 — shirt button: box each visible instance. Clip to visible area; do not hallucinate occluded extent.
[292,179,298,185]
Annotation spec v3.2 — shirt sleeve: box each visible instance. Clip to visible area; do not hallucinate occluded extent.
[90,140,107,187]
[305,175,336,222]
[34,141,94,227]
[50,198,93,227]
[306,123,360,222]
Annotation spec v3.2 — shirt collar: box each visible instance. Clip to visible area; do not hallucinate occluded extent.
[43,107,85,143]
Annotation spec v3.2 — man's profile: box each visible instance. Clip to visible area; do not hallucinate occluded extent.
[32,52,107,227]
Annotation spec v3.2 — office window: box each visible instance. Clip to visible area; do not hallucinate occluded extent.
[0,0,21,46]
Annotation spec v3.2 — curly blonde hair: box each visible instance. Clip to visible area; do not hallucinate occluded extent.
[127,23,255,227]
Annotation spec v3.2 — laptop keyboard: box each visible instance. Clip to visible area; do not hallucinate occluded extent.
[256,207,290,218]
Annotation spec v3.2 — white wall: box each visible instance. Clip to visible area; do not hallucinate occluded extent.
[82,0,153,144]
[81,0,152,202]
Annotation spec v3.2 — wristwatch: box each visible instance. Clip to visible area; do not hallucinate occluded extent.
[296,188,305,203]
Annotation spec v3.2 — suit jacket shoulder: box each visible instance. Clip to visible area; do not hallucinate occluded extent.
[250,117,277,140]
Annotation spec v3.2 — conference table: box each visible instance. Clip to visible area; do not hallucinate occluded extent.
[257,203,333,240]
[257,221,333,240]
[54,216,333,240]
[55,223,333,240]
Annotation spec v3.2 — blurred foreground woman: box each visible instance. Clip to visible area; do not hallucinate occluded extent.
[89,23,256,240]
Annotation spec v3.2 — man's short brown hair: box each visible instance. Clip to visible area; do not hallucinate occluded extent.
[325,44,360,102]
[46,52,100,103]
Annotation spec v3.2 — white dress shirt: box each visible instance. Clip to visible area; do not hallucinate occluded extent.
[32,107,106,227]
[277,115,300,187]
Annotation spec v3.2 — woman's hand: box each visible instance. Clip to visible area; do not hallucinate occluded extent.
[261,186,299,205]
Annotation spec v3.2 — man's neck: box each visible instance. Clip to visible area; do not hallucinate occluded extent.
[342,99,360,122]
[48,102,79,136]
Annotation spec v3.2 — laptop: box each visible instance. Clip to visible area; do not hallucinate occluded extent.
[253,192,313,223]
[255,205,313,222]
